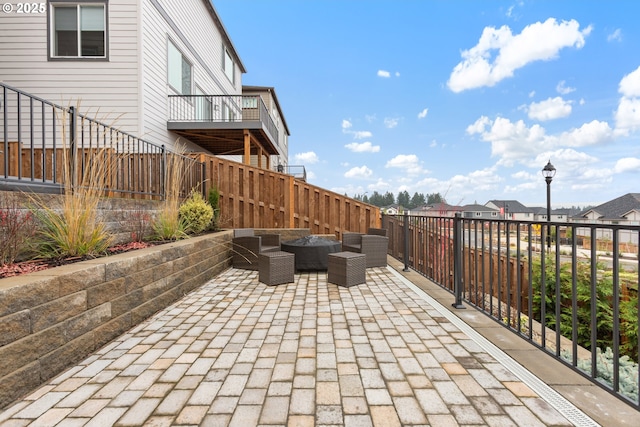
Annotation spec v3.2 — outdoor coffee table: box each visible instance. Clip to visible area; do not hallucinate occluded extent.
[281,235,341,271]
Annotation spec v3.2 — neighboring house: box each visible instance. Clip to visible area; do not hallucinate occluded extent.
[532,207,577,222]
[382,204,403,215]
[461,204,499,219]
[485,200,535,221]
[573,193,640,226]
[0,0,288,169]
[571,193,640,246]
[411,203,462,218]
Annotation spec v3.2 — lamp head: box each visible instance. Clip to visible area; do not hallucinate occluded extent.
[542,160,556,180]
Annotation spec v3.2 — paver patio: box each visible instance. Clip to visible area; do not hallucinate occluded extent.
[0,258,633,426]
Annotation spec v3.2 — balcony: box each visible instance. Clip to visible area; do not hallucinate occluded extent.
[168,94,281,159]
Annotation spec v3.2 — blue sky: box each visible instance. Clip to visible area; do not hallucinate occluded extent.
[214,0,640,208]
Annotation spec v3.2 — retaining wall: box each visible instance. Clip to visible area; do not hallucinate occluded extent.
[0,231,233,409]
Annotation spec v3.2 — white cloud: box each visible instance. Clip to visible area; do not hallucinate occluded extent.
[353,130,373,139]
[618,65,640,97]
[556,80,576,95]
[418,108,428,119]
[561,120,613,147]
[384,117,400,128]
[608,28,623,42]
[527,96,572,121]
[614,157,640,173]
[377,70,391,78]
[395,71,400,77]
[294,151,319,164]
[341,119,373,139]
[447,18,591,93]
[344,166,373,179]
[615,66,640,134]
[345,141,381,153]
[385,154,425,175]
[467,115,612,167]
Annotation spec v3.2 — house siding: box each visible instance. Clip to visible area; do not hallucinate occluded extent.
[142,0,241,150]
[0,1,140,136]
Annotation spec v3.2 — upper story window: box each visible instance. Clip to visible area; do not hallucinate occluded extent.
[223,48,235,84]
[168,40,192,95]
[50,2,107,59]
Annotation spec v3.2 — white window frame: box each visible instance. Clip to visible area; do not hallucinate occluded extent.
[195,86,212,121]
[223,47,235,84]
[167,39,192,95]
[49,1,108,60]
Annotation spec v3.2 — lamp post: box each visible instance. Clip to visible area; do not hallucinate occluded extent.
[542,160,556,249]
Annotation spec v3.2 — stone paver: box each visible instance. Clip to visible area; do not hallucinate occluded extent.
[0,266,589,426]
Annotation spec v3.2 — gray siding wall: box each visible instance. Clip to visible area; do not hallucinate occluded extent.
[0,1,141,136]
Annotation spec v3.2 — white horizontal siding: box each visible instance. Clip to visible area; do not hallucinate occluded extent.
[0,1,141,136]
[140,0,243,151]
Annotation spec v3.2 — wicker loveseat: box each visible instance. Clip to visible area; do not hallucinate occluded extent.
[232,229,281,270]
[341,227,388,268]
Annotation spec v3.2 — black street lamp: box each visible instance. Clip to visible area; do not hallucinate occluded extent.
[542,160,556,249]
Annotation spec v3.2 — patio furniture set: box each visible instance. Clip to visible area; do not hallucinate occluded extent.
[231,228,388,287]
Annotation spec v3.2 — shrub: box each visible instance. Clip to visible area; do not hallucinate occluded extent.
[119,209,153,242]
[152,149,186,241]
[179,191,213,234]
[563,347,638,402]
[0,193,37,265]
[29,144,113,259]
[208,186,221,230]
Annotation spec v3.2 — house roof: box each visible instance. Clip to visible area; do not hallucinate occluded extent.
[486,200,534,213]
[462,204,499,212]
[577,193,640,220]
[206,1,247,73]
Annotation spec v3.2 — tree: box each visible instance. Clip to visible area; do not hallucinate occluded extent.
[427,192,443,204]
[397,190,410,208]
[409,192,426,209]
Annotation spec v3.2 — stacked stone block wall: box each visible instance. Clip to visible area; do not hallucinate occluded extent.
[0,231,233,409]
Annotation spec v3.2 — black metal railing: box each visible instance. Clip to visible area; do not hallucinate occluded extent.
[281,164,306,181]
[1,82,203,199]
[384,213,640,409]
[167,94,280,147]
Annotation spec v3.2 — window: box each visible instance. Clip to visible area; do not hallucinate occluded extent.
[222,102,236,121]
[168,40,192,95]
[195,87,212,121]
[50,2,107,59]
[223,48,235,83]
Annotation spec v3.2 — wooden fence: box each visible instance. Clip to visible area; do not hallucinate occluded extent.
[195,154,380,237]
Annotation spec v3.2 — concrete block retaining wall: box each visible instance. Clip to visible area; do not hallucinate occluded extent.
[0,231,234,409]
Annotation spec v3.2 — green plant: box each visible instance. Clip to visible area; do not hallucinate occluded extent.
[119,209,153,242]
[563,347,638,402]
[531,256,638,359]
[179,191,213,234]
[152,147,187,241]
[0,193,37,265]
[207,186,221,230]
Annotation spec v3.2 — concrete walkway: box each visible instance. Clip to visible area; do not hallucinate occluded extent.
[0,258,637,426]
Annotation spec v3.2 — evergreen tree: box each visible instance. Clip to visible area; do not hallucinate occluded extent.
[410,192,426,209]
[397,190,410,208]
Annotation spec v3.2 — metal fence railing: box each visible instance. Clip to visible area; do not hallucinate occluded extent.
[1,82,203,199]
[167,94,279,147]
[384,213,640,409]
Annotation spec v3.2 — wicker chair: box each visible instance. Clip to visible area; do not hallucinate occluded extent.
[232,229,281,270]
[341,228,388,268]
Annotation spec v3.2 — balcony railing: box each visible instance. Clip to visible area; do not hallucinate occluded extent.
[385,213,640,409]
[0,82,203,199]
[167,94,279,148]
